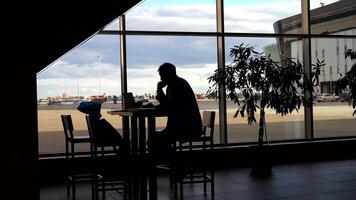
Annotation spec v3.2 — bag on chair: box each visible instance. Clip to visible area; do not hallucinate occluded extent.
[77,101,101,116]
[95,118,123,147]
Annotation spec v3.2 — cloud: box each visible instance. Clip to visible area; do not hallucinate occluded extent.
[125,0,339,33]
[37,60,120,80]
[46,35,120,66]
[37,77,121,98]
[126,4,216,31]
[126,1,305,33]
[224,1,301,32]
[37,60,121,98]
[126,63,217,95]
[36,35,275,98]
[126,36,217,67]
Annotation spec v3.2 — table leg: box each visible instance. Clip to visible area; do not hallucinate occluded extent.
[131,117,138,155]
[122,116,130,141]
[132,158,140,200]
[147,117,156,154]
[149,163,157,200]
[147,116,157,200]
[138,117,146,155]
[139,167,148,200]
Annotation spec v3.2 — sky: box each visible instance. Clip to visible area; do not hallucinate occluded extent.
[36,0,339,99]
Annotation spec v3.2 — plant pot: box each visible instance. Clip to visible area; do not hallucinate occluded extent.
[249,145,272,177]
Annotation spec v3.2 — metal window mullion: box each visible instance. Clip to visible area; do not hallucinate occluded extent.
[119,15,130,139]
[101,30,356,39]
[302,0,313,140]
[217,0,227,144]
[119,15,128,109]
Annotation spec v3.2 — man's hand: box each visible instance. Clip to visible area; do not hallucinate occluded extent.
[156,81,167,103]
[157,81,167,90]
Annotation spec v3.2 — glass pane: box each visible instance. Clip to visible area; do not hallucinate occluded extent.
[224,37,305,143]
[312,37,356,138]
[126,35,220,143]
[310,0,356,35]
[126,0,216,32]
[224,0,302,34]
[103,18,120,31]
[37,35,122,155]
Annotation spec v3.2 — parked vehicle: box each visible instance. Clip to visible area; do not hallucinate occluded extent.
[37,99,49,105]
[135,95,149,103]
[316,93,339,102]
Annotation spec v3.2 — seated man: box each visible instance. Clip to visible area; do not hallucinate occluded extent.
[149,62,203,163]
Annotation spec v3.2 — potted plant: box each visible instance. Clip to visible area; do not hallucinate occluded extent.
[336,49,356,116]
[207,43,323,176]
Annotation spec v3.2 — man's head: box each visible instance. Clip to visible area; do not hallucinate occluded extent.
[158,63,177,84]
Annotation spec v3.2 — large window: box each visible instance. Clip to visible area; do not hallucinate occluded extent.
[37,35,122,155]
[126,35,220,143]
[37,0,356,156]
[311,36,356,138]
[225,37,305,143]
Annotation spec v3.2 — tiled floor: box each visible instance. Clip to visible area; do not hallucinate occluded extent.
[41,159,356,200]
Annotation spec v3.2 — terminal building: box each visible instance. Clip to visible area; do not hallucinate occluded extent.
[273,0,356,94]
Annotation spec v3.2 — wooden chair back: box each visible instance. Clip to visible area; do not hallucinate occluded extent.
[61,115,74,139]
[202,111,215,140]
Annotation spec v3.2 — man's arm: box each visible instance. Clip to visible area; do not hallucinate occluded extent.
[156,81,168,108]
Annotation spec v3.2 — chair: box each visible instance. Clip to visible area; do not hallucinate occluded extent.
[85,115,129,200]
[171,111,215,200]
[61,115,92,159]
[61,114,95,200]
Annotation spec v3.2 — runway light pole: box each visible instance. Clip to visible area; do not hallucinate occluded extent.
[97,55,102,95]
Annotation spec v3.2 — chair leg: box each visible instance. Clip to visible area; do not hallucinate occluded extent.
[70,142,75,158]
[66,140,69,159]
[129,179,134,200]
[203,170,207,194]
[211,170,215,200]
[179,181,183,200]
[102,179,106,200]
[93,176,99,200]
[169,177,174,189]
[173,180,178,199]
[66,140,70,197]
[90,144,94,157]
[66,177,71,197]
[169,170,176,189]
[71,178,76,200]
[70,143,76,200]
[123,184,127,200]
[91,178,96,200]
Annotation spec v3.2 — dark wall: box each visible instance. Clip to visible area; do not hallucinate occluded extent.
[2,70,39,199]
[1,1,141,199]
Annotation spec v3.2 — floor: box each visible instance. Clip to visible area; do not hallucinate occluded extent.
[41,159,356,200]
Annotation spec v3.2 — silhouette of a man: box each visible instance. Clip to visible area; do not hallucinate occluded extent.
[150,63,202,161]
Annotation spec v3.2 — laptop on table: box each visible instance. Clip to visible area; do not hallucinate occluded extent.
[123,92,155,111]
[123,92,138,111]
